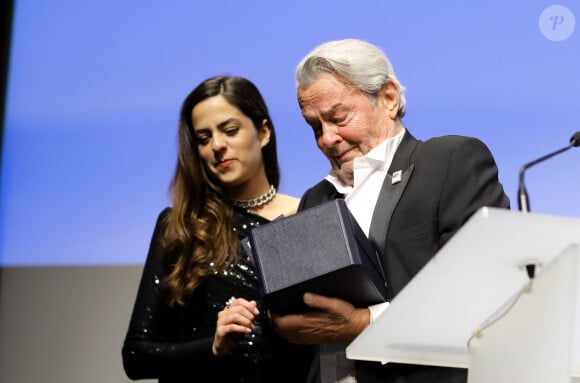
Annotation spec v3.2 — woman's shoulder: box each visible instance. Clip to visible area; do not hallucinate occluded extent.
[275,193,300,216]
[279,194,300,213]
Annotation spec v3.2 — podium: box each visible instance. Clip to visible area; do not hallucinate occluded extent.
[346,207,580,382]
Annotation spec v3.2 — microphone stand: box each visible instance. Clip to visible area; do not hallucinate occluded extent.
[518,132,580,213]
[517,132,580,279]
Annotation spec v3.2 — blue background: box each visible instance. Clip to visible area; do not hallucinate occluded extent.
[1,0,579,266]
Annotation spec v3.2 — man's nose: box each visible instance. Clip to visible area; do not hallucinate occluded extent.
[319,124,341,147]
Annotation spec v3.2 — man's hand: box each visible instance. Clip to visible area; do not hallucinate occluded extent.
[269,292,370,344]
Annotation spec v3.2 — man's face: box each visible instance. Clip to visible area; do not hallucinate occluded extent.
[298,72,398,186]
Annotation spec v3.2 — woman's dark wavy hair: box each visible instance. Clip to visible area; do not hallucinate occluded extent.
[162,75,280,306]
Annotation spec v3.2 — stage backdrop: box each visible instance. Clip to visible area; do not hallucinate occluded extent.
[1,0,579,266]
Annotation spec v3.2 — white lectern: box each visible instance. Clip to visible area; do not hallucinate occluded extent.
[346,207,580,382]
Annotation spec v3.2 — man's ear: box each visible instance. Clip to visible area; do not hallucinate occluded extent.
[259,119,271,147]
[381,81,400,120]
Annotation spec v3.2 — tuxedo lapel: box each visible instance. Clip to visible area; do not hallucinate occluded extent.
[368,165,414,258]
[368,131,419,278]
[298,180,344,211]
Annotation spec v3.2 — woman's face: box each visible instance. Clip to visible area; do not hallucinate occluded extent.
[191,95,270,190]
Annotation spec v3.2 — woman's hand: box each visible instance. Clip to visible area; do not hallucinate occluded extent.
[212,297,259,357]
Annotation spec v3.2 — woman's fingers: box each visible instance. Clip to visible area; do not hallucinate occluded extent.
[212,298,260,356]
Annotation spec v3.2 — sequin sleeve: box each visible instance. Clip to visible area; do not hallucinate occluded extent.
[121,208,218,380]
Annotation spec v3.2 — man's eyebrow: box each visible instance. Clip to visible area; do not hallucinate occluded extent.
[320,104,346,118]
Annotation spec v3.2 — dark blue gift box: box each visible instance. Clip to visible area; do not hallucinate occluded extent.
[244,199,389,315]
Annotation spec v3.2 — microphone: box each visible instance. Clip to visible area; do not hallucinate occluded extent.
[518,131,580,212]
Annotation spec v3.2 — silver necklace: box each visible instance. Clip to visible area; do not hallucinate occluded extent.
[233,185,276,209]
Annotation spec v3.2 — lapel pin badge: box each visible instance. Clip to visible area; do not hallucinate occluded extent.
[391,170,402,185]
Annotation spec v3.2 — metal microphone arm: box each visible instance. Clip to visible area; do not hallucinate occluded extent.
[517,131,580,213]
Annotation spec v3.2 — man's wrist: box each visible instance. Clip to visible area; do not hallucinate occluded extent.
[368,302,390,323]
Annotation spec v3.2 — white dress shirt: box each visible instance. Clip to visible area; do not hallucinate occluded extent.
[319,129,405,383]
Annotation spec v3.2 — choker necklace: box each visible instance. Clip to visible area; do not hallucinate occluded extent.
[233,185,276,209]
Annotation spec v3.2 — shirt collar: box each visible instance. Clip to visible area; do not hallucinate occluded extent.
[325,128,406,192]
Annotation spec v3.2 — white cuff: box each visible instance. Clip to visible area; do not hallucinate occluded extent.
[369,301,389,323]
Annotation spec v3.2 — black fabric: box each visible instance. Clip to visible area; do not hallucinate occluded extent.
[298,130,510,383]
[122,207,312,382]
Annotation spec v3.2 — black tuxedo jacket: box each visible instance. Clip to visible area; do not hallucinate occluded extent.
[299,130,510,383]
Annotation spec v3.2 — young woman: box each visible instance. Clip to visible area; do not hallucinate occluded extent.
[122,75,310,382]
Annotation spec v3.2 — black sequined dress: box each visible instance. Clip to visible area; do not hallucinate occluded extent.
[122,207,311,383]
